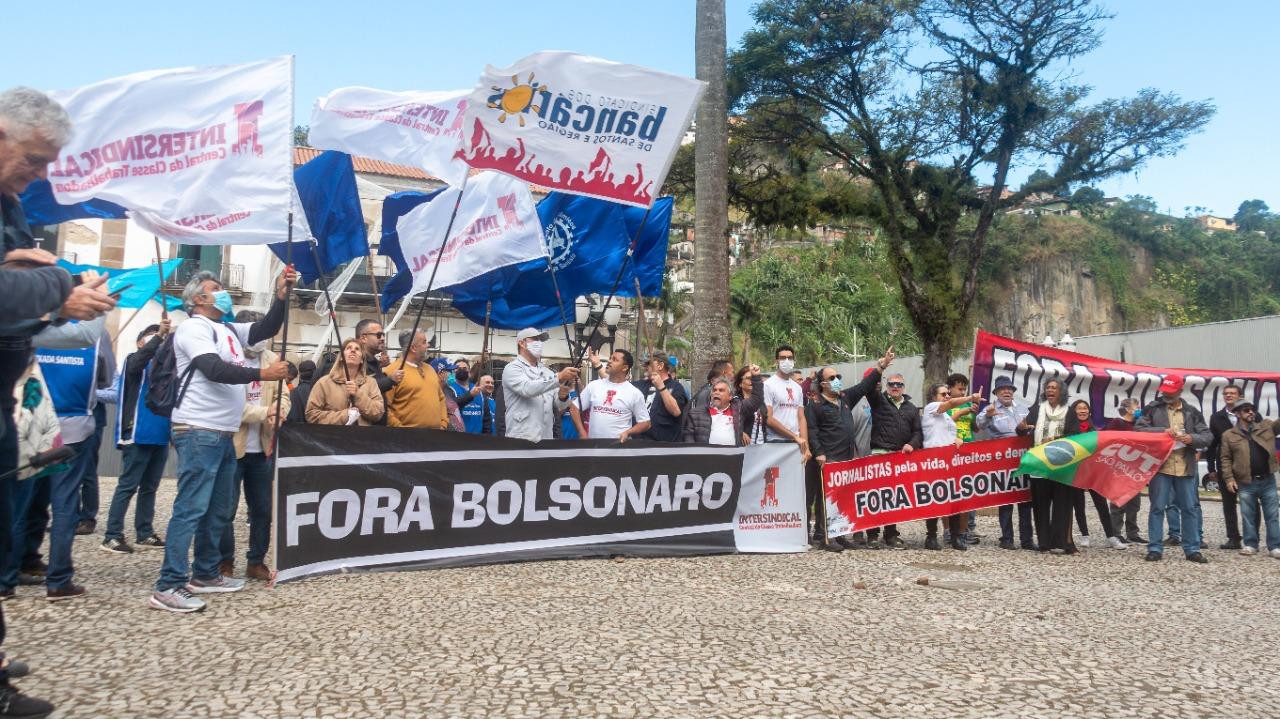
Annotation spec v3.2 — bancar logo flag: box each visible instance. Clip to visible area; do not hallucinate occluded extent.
[456,51,705,208]
[46,56,295,245]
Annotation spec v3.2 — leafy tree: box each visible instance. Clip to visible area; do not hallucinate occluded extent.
[729,0,1215,379]
[1233,199,1271,232]
[293,125,310,147]
[1023,169,1055,193]
[1070,186,1106,210]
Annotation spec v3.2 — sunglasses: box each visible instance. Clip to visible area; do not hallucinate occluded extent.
[361,332,385,339]
[887,381,905,388]
[825,374,841,382]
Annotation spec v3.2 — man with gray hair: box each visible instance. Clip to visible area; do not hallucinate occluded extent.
[0,85,112,717]
[149,268,294,613]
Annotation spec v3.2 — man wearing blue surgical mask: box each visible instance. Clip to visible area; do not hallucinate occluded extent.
[149,269,294,614]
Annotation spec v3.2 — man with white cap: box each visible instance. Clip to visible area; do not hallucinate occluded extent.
[1136,373,1212,563]
[503,329,579,442]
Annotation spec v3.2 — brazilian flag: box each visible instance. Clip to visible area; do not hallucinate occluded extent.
[1016,432,1098,483]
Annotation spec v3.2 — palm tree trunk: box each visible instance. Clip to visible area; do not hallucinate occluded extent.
[692,0,731,384]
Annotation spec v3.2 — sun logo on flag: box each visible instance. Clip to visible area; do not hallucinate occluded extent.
[488,73,547,127]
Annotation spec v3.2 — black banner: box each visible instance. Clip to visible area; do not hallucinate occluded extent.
[273,425,748,582]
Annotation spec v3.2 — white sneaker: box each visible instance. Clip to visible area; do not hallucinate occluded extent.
[1108,536,1127,550]
[1270,548,1280,559]
[1240,546,1257,556]
[1078,535,1090,548]
[149,587,206,613]
[186,576,246,594]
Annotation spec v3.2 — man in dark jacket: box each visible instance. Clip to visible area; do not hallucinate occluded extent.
[684,377,756,447]
[1136,374,1213,563]
[806,355,892,550]
[633,351,688,442]
[1219,399,1280,557]
[864,369,921,548]
[1204,384,1244,549]
[101,321,171,554]
[0,84,112,718]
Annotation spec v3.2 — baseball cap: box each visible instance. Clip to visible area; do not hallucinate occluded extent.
[1158,374,1185,393]
[863,367,877,379]
[516,328,549,342]
[428,357,456,373]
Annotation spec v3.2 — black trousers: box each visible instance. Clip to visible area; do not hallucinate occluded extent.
[1031,476,1075,550]
[1110,495,1142,539]
[1221,482,1241,542]
[804,457,822,540]
[1072,488,1117,538]
[0,404,16,671]
[925,514,966,538]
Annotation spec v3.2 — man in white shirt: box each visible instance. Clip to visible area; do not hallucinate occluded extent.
[763,345,810,462]
[572,349,652,442]
[150,269,293,614]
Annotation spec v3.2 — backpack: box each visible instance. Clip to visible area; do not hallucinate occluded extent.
[144,322,218,418]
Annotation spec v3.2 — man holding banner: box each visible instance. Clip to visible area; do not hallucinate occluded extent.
[1135,375,1212,563]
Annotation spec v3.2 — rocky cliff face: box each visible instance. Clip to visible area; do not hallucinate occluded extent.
[977,244,1164,341]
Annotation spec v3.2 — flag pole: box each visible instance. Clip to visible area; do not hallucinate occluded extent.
[572,205,653,369]
[399,173,471,370]
[307,241,352,385]
[152,236,168,320]
[270,213,295,457]
[365,253,387,327]
[480,295,493,367]
[545,258,586,413]
[633,276,647,366]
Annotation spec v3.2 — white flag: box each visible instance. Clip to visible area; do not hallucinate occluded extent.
[46,56,294,244]
[398,172,543,293]
[309,87,470,187]
[457,51,704,207]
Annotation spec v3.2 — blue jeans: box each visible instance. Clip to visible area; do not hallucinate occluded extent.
[1237,475,1280,551]
[1,473,50,590]
[999,501,1035,546]
[219,452,272,566]
[1147,472,1201,557]
[48,438,94,589]
[104,443,166,542]
[155,429,236,591]
[78,402,107,524]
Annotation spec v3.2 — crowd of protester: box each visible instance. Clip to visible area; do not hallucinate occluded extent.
[4,84,1280,719]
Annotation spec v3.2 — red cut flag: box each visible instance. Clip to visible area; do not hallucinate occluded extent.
[1016,431,1177,506]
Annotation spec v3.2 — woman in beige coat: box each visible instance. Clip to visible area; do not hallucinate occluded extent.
[306,338,385,425]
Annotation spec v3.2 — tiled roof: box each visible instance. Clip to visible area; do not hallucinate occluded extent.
[294,146,548,194]
[293,146,433,181]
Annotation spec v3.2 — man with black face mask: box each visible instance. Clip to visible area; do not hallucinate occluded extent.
[803,349,895,550]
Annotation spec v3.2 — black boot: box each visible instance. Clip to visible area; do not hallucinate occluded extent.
[924,535,941,551]
[0,681,54,718]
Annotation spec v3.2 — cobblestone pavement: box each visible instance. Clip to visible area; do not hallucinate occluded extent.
[7,477,1280,718]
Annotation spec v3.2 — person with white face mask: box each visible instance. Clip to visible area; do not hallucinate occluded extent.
[502,328,579,442]
[763,345,809,459]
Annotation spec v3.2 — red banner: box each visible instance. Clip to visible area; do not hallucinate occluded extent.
[822,436,1033,538]
[971,330,1279,426]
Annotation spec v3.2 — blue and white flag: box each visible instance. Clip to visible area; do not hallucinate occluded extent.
[377,189,447,313]
[449,194,672,330]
